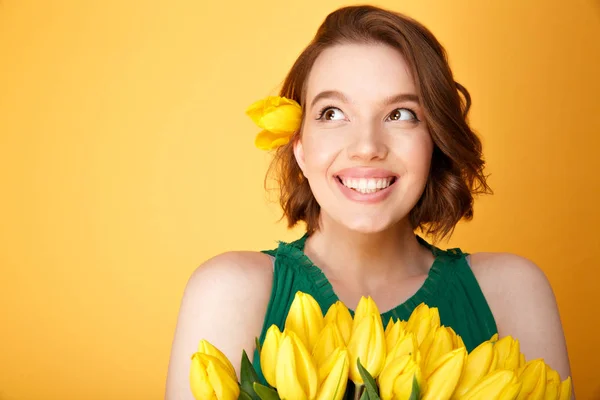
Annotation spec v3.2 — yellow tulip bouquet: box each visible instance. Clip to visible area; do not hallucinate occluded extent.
[190,291,572,400]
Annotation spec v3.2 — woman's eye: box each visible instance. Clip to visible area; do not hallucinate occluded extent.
[318,107,345,121]
[388,108,418,121]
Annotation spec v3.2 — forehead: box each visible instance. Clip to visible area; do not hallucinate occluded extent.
[305,43,417,104]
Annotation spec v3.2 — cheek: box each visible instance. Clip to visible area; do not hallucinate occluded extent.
[301,135,341,175]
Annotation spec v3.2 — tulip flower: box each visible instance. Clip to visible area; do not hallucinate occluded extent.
[453,340,498,397]
[285,291,324,351]
[385,318,407,352]
[348,313,386,383]
[494,336,521,371]
[276,331,318,400]
[559,377,572,400]
[352,296,382,332]
[421,326,455,379]
[421,347,467,400]
[245,96,302,150]
[324,301,353,344]
[316,347,350,400]
[384,332,419,370]
[378,354,423,400]
[190,353,240,400]
[405,303,441,346]
[312,321,345,368]
[260,325,284,387]
[458,369,521,400]
[197,339,237,379]
[517,359,547,400]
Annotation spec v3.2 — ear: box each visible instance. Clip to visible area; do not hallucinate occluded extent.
[293,137,307,175]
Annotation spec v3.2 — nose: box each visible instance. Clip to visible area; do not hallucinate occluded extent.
[347,121,389,161]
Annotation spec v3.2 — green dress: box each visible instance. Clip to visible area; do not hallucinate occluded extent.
[252,232,498,384]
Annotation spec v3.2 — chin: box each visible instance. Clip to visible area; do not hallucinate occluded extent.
[333,215,401,234]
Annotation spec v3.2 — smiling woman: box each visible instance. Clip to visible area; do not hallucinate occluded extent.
[165,4,575,399]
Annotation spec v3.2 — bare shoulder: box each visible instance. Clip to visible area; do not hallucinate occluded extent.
[467,251,573,384]
[165,250,274,400]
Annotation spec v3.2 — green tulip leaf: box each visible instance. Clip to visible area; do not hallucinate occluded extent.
[253,382,281,400]
[240,350,261,400]
[408,375,420,400]
[357,358,380,399]
[238,390,254,400]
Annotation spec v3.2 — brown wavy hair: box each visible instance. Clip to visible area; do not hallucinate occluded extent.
[264,5,492,244]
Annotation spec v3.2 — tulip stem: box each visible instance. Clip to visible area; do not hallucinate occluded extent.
[353,383,364,400]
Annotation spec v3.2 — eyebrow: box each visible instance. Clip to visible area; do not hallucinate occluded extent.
[309,90,420,109]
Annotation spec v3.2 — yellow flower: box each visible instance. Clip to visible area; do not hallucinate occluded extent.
[516,359,547,400]
[494,336,521,371]
[544,365,563,400]
[384,331,419,370]
[260,325,284,387]
[324,301,353,344]
[276,331,318,400]
[559,377,572,400]
[385,318,407,352]
[312,321,346,368]
[405,303,441,346]
[421,347,467,400]
[453,340,498,397]
[457,369,521,400]
[378,354,423,400]
[347,312,386,384]
[285,291,324,351]
[421,326,455,379]
[316,347,350,400]
[197,339,237,379]
[190,352,240,400]
[245,96,302,150]
[352,296,382,332]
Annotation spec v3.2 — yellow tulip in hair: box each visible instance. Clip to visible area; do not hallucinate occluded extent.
[245,96,302,150]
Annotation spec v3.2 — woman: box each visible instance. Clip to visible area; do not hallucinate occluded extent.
[165,5,574,398]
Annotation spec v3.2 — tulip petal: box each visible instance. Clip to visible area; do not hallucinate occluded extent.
[494,336,521,371]
[254,130,291,150]
[378,355,411,400]
[260,325,283,387]
[558,377,572,400]
[289,331,319,400]
[206,359,241,400]
[276,336,308,400]
[422,327,454,378]
[406,304,440,346]
[421,347,466,400]
[517,359,547,400]
[460,370,516,400]
[190,353,217,400]
[198,339,237,380]
[316,348,349,400]
[312,322,345,369]
[285,292,324,351]
[453,341,496,397]
[348,313,386,383]
[384,332,418,370]
[324,301,353,345]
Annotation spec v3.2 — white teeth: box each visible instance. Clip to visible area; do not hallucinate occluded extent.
[339,177,394,194]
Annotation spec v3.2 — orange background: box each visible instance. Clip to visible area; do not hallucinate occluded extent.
[1,1,599,399]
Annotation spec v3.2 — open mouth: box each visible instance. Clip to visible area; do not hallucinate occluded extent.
[335,175,398,194]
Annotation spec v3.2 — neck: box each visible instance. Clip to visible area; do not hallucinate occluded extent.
[303,215,435,290]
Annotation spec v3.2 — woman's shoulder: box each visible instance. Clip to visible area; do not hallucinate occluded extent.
[467,251,551,300]
[466,251,571,380]
[467,251,553,319]
[189,250,274,292]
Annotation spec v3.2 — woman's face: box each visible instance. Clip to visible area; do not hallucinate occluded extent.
[293,42,434,233]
